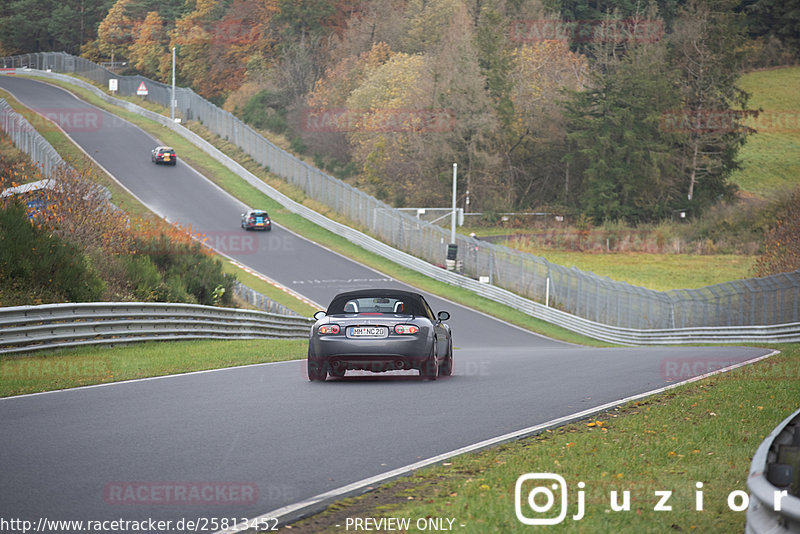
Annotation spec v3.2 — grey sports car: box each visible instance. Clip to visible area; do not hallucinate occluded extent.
[307,289,453,381]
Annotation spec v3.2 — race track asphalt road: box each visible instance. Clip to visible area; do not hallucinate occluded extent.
[0,75,775,530]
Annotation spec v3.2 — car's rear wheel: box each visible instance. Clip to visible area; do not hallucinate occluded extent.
[419,345,438,380]
[438,339,453,377]
[307,359,327,381]
[328,366,346,378]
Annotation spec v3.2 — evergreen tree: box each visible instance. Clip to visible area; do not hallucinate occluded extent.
[0,0,114,54]
[564,25,683,223]
[744,0,800,57]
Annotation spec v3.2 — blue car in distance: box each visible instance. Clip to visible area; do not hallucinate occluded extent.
[241,209,272,231]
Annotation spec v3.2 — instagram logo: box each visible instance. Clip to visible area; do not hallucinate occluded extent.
[513,474,777,524]
[515,473,579,525]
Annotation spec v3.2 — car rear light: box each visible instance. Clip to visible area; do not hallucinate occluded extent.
[318,324,340,335]
[394,324,419,335]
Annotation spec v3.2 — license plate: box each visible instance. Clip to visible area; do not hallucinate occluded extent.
[348,326,388,338]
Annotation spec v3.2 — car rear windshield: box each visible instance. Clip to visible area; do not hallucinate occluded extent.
[250,211,268,218]
[327,295,422,315]
[159,149,175,154]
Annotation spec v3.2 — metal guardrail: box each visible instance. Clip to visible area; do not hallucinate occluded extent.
[746,407,800,533]
[233,282,300,316]
[0,302,314,355]
[3,54,799,332]
[4,68,800,345]
[0,98,68,179]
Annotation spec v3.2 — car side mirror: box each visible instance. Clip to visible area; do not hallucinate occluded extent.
[313,311,327,320]
[437,311,450,322]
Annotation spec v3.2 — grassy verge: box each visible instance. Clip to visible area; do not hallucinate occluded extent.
[23,73,604,347]
[0,338,308,398]
[284,344,798,533]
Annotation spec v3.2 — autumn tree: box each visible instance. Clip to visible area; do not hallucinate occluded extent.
[302,42,392,162]
[340,4,504,210]
[120,0,188,24]
[326,0,401,60]
[507,39,589,208]
[167,0,232,98]
[308,42,393,110]
[424,4,502,211]
[400,0,462,54]
[128,11,167,79]
[203,0,278,98]
[97,0,138,61]
[345,50,430,202]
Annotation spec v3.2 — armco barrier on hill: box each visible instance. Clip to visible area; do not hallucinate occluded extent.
[0,302,314,355]
[2,55,799,338]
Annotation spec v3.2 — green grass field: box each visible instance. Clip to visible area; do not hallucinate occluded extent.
[729,66,800,198]
[503,250,756,291]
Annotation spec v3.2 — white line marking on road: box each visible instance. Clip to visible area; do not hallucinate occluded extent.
[216,349,779,533]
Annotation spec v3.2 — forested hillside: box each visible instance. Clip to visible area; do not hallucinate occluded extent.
[1,0,797,223]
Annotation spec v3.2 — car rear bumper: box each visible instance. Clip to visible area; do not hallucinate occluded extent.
[309,335,431,371]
